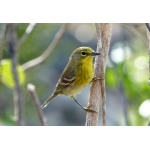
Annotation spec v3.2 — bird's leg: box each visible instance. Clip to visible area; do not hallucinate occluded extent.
[71,96,96,113]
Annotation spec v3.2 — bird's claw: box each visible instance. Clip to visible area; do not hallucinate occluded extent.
[83,107,97,113]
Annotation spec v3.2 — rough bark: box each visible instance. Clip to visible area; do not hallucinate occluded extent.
[85,23,112,126]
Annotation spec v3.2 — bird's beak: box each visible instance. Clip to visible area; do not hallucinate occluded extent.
[91,51,100,56]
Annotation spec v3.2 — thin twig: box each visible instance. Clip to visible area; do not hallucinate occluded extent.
[109,58,130,125]
[118,82,129,125]
[85,23,112,126]
[121,24,146,43]
[6,23,24,125]
[146,25,150,85]
[146,23,150,32]
[0,24,6,40]
[109,25,130,125]
[27,83,47,126]
[17,23,36,46]
[0,24,7,60]
[146,25,150,123]
[21,23,69,71]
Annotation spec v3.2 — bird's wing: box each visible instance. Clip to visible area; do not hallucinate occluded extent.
[54,62,76,94]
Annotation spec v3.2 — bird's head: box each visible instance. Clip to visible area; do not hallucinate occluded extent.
[70,46,100,61]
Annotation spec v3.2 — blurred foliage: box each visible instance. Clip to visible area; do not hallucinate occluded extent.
[0,23,150,126]
[0,59,26,88]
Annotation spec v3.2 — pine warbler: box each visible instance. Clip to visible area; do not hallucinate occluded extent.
[41,46,100,111]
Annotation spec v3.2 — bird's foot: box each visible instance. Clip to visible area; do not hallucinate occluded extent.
[83,107,97,113]
[90,76,104,84]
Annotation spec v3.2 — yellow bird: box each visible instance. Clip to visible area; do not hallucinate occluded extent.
[41,46,100,111]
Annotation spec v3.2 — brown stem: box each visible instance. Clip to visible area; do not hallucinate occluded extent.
[6,23,24,125]
[21,23,69,71]
[146,26,150,86]
[0,24,6,60]
[146,25,150,124]
[27,83,47,126]
[146,23,150,32]
[85,23,112,126]
[17,23,36,46]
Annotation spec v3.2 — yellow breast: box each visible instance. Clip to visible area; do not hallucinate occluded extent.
[75,57,94,86]
[64,57,94,97]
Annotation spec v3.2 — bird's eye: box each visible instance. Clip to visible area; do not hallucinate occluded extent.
[81,51,86,56]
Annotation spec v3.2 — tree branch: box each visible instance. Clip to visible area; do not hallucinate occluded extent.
[6,23,24,125]
[108,28,130,125]
[21,23,69,71]
[27,83,47,126]
[17,23,36,46]
[146,25,150,125]
[146,24,150,86]
[146,23,150,32]
[85,23,112,126]
[0,24,7,60]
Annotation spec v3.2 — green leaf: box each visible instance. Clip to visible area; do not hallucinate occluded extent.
[0,59,26,89]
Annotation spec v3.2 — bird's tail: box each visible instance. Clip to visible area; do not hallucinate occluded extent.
[41,93,58,109]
